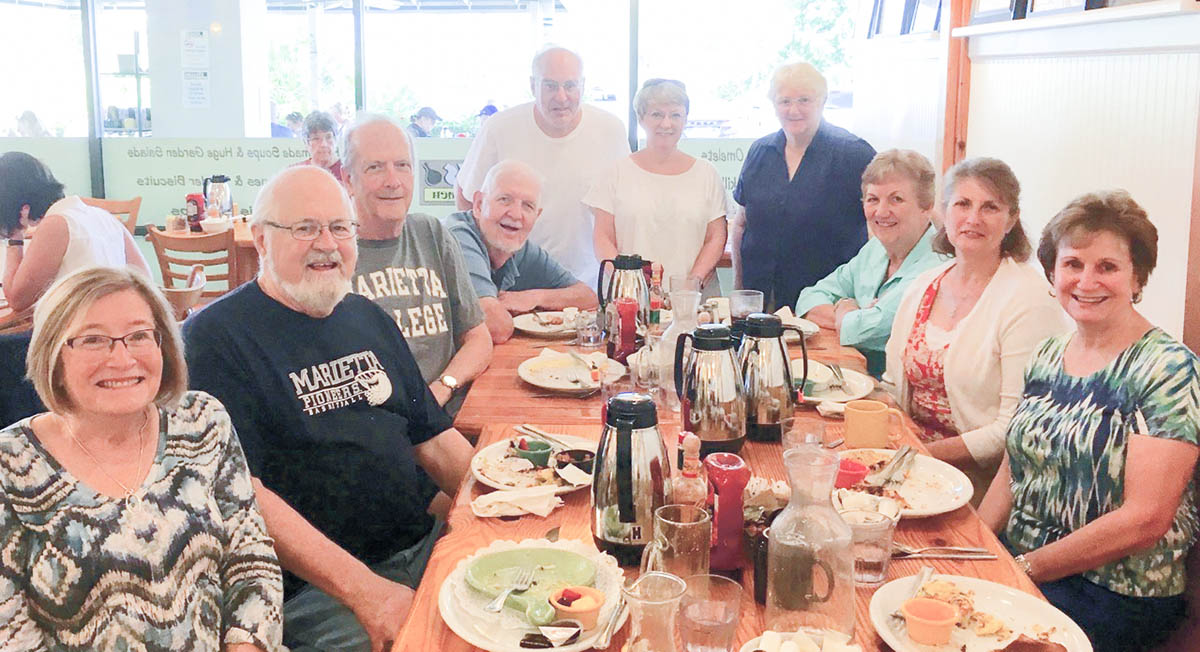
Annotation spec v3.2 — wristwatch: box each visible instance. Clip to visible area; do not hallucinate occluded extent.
[437,375,460,394]
[1014,553,1033,577]
[6,239,23,247]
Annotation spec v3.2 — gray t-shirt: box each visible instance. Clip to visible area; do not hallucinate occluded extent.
[353,212,485,389]
[442,210,579,299]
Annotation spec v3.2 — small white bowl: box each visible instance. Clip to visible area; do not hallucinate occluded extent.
[199,217,231,233]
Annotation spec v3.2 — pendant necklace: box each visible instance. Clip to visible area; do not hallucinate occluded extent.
[67,407,150,509]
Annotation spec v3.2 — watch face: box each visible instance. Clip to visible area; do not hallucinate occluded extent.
[442,375,459,390]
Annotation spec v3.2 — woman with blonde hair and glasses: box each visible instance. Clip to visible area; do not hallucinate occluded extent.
[585,78,729,296]
[0,267,283,650]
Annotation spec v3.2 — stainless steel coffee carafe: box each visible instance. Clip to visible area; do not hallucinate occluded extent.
[674,324,747,456]
[202,174,233,216]
[597,254,650,333]
[738,313,809,443]
[592,392,671,567]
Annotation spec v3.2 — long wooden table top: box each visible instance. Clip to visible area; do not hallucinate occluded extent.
[399,330,1042,651]
[453,327,862,439]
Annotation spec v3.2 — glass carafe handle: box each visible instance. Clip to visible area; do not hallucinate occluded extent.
[807,558,835,603]
[639,537,665,575]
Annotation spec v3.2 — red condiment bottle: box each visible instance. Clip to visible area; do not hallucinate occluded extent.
[704,452,751,571]
[607,297,639,364]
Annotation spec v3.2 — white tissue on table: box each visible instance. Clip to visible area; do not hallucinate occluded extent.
[471,485,563,518]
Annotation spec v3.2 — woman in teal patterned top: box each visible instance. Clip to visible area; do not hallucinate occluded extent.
[0,267,283,650]
[979,190,1200,651]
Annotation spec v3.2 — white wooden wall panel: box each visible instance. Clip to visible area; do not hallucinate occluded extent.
[966,52,1200,338]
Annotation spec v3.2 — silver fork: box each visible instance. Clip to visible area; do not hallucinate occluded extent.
[893,542,992,557]
[484,566,535,613]
[828,362,847,391]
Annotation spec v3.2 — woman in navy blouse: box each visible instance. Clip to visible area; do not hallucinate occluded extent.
[730,62,876,311]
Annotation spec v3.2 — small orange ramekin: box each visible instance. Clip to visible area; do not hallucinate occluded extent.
[901,597,958,645]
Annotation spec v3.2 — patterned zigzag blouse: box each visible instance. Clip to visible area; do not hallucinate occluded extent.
[0,391,284,650]
[1005,328,1200,598]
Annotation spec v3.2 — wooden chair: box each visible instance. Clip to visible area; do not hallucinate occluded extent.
[160,264,207,321]
[146,226,236,300]
[81,196,141,234]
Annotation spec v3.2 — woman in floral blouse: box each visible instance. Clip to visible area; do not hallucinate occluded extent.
[980,190,1200,651]
[0,267,283,651]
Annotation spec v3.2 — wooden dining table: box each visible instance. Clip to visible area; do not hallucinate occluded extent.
[393,327,1044,651]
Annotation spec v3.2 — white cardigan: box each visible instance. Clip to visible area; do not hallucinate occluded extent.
[884,258,1072,466]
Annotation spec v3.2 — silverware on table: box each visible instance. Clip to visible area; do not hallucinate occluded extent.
[863,445,916,487]
[483,566,535,613]
[890,565,935,621]
[828,362,847,391]
[516,425,574,450]
[893,543,990,556]
[891,552,998,561]
[527,390,600,399]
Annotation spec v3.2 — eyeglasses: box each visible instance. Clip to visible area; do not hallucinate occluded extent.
[306,132,336,145]
[66,328,161,353]
[539,79,582,95]
[265,220,358,241]
[775,96,819,108]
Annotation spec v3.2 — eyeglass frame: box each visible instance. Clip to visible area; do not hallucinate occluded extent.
[263,219,359,241]
[65,328,162,353]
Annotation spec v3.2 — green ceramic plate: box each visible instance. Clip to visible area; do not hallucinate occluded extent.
[463,547,597,625]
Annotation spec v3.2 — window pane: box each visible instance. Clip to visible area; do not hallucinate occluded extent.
[266,1,356,138]
[0,1,87,137]
[639,0,860,138]
[97,1,151,137]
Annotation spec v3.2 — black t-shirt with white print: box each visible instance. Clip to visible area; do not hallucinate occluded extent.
[183,281,453,569]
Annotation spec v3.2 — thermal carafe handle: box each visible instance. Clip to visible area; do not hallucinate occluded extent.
[783,325,808,400]
[202,176,211,199]
[673,332,694,401]
[615,415,636,523]
[596,259,614,312]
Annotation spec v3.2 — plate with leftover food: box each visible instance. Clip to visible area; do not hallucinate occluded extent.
[513,311,576,337]
[869,574,1091,652]
[835,449,971,518]
[438,538,627,652]
[517,350,625,394]
[471,433,596,495]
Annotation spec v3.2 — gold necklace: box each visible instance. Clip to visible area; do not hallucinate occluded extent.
[66,408,151,507]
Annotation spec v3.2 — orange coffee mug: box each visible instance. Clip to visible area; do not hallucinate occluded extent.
[843,399,904,448]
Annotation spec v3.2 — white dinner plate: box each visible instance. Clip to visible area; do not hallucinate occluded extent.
[783,316,820,342]
[869,573,1092,652]
[517,352,625,395]
[437,538,628,652]
[793,360,875,403]
[513,311,576,338]
[470,433,597,495]
[739,630,854,652]
[836,448,972,518]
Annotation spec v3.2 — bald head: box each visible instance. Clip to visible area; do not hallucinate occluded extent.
[480,160,544,199]
[531,46,583,78]
[253,165,353,229]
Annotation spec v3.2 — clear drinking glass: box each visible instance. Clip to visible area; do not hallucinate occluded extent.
[782,416,829,450]
[622,572,687,652]
[677,574,743,652]
[729,289,764,320]
[575,310,603,348]
[640,504,711,578]
[634,333,662,390]
[842,510,898,586]
[670,274,701,294]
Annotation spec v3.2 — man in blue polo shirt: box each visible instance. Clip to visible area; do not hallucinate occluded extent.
[444,159,597,343]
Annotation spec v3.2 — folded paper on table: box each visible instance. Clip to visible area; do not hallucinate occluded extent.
[817,401,847,418]
[472,485,563,518]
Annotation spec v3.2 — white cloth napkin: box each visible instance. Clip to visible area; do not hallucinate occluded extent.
[816,400,846,418]
[471,485,562,518]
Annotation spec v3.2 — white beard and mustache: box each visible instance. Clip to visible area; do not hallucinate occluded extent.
[264,249,352,317]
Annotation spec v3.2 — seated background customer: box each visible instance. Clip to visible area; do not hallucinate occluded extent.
[884,157,1070,499]
[585,78,728,297]
[979,190,1199,652]
[291,110,342,179]
[0,266,282,650]
[447,159,598,343]
[795,149,943,377]
[0,151,150,313]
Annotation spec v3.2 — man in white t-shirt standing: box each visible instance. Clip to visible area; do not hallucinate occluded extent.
[455,46,630,285]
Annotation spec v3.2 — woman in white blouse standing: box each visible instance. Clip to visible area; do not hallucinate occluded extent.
[585,79,729,296]
[885,158,1070,501]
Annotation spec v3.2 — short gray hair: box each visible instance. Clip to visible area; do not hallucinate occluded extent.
[768,62,828,101]
[252,165,355,228]
[302,110,336,140]
[480,159,545,199]
[531,45,583,79]
[633,79,689,119]
[340,112,413,174]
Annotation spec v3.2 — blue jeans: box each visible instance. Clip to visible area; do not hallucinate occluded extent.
[1039,574,1186,652]
[282,520,444,652]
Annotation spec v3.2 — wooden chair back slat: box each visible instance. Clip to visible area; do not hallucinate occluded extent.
[146,227,236,299]
[80,197,141,234]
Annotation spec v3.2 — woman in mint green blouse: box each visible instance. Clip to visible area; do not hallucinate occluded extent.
[795,149,944,376]
[979,190,1199,651]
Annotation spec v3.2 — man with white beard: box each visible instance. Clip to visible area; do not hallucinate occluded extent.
[183,165,473,651]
